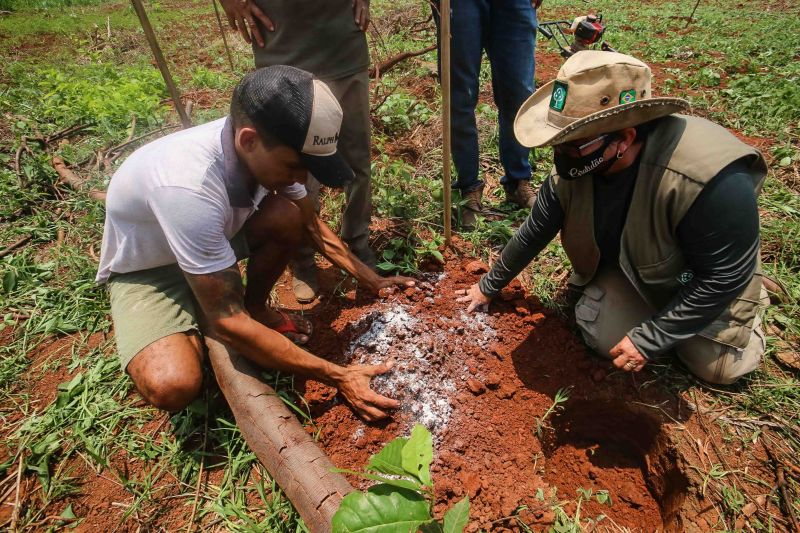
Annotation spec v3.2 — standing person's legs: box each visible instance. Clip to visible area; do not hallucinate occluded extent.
[434,0,487,193]
[324,71,374,265]
[487,0,536,203]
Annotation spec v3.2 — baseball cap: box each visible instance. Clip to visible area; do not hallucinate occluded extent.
[233,65,354,188]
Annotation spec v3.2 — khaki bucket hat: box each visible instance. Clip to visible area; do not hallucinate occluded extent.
[514,50,689,147]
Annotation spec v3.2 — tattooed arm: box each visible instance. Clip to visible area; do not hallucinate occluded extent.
[184,264,399,421]
[294,196,415,294]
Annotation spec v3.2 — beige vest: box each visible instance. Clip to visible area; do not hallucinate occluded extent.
[554,115,768,348]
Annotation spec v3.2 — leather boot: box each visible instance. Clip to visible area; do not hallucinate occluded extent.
[460,185,484,230]
[292,259,318,303]
[504,180,537,209]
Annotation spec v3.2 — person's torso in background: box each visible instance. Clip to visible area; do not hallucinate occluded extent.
[251,0,368,81]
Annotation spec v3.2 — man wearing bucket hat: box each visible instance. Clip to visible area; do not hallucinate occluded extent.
[96,66,413,420]
[457,51,769,384]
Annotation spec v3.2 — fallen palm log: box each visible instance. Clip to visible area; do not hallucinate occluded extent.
[51,156,107,202]
[204,335,353,533]
[369,43,437,79]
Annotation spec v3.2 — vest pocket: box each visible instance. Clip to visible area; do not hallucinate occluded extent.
[634,249,687,295]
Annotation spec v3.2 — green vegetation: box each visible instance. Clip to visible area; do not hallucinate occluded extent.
[332,425,469,533]
[0,0,798,529]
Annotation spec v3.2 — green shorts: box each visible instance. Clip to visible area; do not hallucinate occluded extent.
[107,232,248,371]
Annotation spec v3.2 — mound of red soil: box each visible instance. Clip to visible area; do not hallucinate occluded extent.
[285,257,693,531]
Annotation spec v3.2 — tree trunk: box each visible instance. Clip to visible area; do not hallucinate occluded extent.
[205,336,353,533]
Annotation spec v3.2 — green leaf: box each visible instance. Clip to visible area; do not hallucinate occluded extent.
[443,496,470,533]
[2,270,16,293]
[331,468,422,492]
[778,156,792,167]
[401,424,433,486]
[367,437,409,476]
[332,483,432,533]
[60,503,76,520]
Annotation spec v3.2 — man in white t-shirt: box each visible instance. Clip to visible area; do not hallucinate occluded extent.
[97,66,413,421]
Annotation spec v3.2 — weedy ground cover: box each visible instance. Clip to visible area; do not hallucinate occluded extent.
[0,0,798,530]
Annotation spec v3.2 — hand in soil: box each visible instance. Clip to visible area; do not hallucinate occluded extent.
[218,0,274,46]
[335,360,400,422]
[369,275,416,296]
[455,283,492,313]
[610,336,647,372]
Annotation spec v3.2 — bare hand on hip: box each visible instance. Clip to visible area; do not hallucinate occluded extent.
[352,0,370,31]
[455,283,492,313]
[218,0,274,47]
[610,336,647,372]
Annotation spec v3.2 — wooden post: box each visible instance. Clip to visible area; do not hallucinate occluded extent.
[685,0,702,27]
[130,0,193,128]
[211,0,236,73]
[441,0,452,244]
[205,335,353,533]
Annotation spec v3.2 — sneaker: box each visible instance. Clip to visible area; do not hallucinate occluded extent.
[460,185,484,230]
[292,261,319,303]
[504,180,537,209]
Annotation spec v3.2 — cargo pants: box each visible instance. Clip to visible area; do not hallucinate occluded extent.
[574,267,767,384]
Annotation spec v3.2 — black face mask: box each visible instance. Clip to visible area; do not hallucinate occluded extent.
[554,136,617,180]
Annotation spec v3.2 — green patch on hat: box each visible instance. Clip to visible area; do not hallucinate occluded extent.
[619,89,637,105]
[549,81,568,112]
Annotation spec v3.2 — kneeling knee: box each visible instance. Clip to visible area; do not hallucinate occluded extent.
[139,370,203,412]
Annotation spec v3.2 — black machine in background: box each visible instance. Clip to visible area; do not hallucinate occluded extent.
[537,14,617,59]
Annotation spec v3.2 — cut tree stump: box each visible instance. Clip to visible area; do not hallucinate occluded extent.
[205,336,353,533]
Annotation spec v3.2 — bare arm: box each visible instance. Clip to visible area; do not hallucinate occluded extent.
[185,264,399,421]
[294,196,415,294]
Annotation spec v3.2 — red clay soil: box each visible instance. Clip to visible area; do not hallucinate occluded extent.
[278,254,696,531]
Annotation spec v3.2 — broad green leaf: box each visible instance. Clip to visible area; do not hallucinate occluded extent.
[401,425,433,486]
[442,496,470,533]
[367,437,409,476]
[778,156,792,167]
[2,270,17,293]
[332,483,432,533]
[331,468,421,492]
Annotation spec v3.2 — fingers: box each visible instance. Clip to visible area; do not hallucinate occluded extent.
[251,4,274,32]
[454,289,467,296]
[244,14,264,46]
[366,360,393,376]
[235,14,252,44]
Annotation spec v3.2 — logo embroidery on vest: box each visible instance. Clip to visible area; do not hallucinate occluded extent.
[677,270,694,284]
[550,81,568,112]
[619,89,636,105]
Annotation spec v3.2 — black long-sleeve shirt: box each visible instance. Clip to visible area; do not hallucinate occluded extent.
[478,160,760,357]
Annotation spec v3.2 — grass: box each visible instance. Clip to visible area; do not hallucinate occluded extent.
[0,0,799,529]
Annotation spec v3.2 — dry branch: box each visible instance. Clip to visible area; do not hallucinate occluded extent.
[0,236,32,259]
[205,336,353,533]
[51,156,107,202]
[369,44,437,79]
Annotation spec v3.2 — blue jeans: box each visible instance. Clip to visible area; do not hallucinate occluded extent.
[434,0,537,192]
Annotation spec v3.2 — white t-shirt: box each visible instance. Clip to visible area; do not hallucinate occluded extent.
[95,117,306,283]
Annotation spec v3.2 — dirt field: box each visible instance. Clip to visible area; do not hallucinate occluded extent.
[1,0,799,530]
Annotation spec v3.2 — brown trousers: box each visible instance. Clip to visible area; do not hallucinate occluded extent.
[296,70,372,265]
[575,267,767,384]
